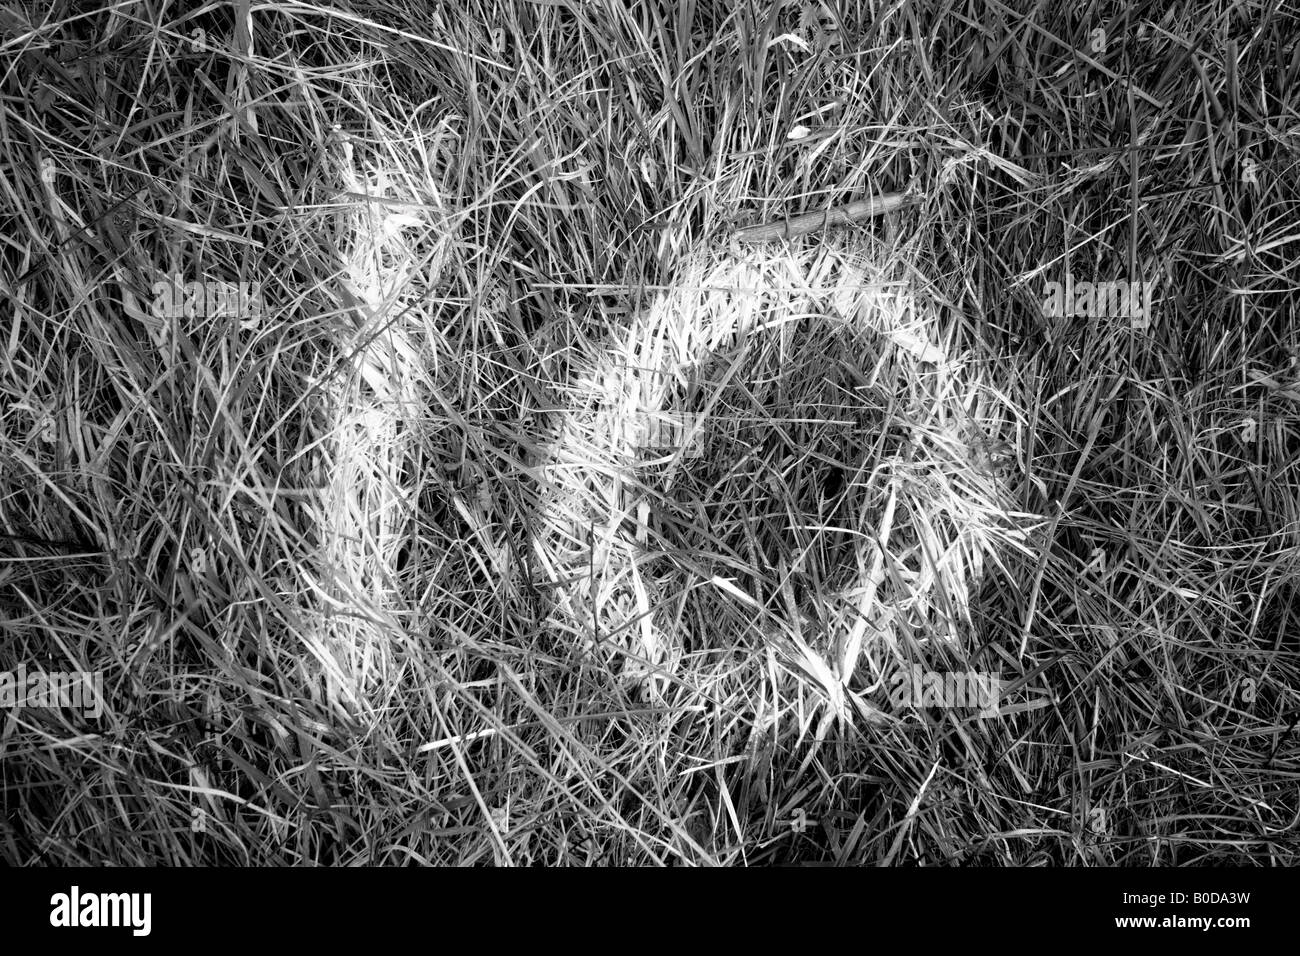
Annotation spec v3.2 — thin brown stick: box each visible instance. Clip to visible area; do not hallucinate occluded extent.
[731,191,917,243]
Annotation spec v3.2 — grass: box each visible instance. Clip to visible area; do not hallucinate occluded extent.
[1,0,1298,865]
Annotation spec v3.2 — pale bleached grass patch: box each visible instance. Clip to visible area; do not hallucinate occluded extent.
[301,108,458,715]
[534,236,1039,730]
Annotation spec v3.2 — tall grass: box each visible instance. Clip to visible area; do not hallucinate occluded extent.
[1,0,1297,865]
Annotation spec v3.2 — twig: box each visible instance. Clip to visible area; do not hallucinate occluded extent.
[731,191,917,243]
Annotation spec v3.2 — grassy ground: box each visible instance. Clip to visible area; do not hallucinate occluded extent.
[1,0,1298,865]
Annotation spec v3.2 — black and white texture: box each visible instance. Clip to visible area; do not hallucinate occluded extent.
[0,0,1297,866]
